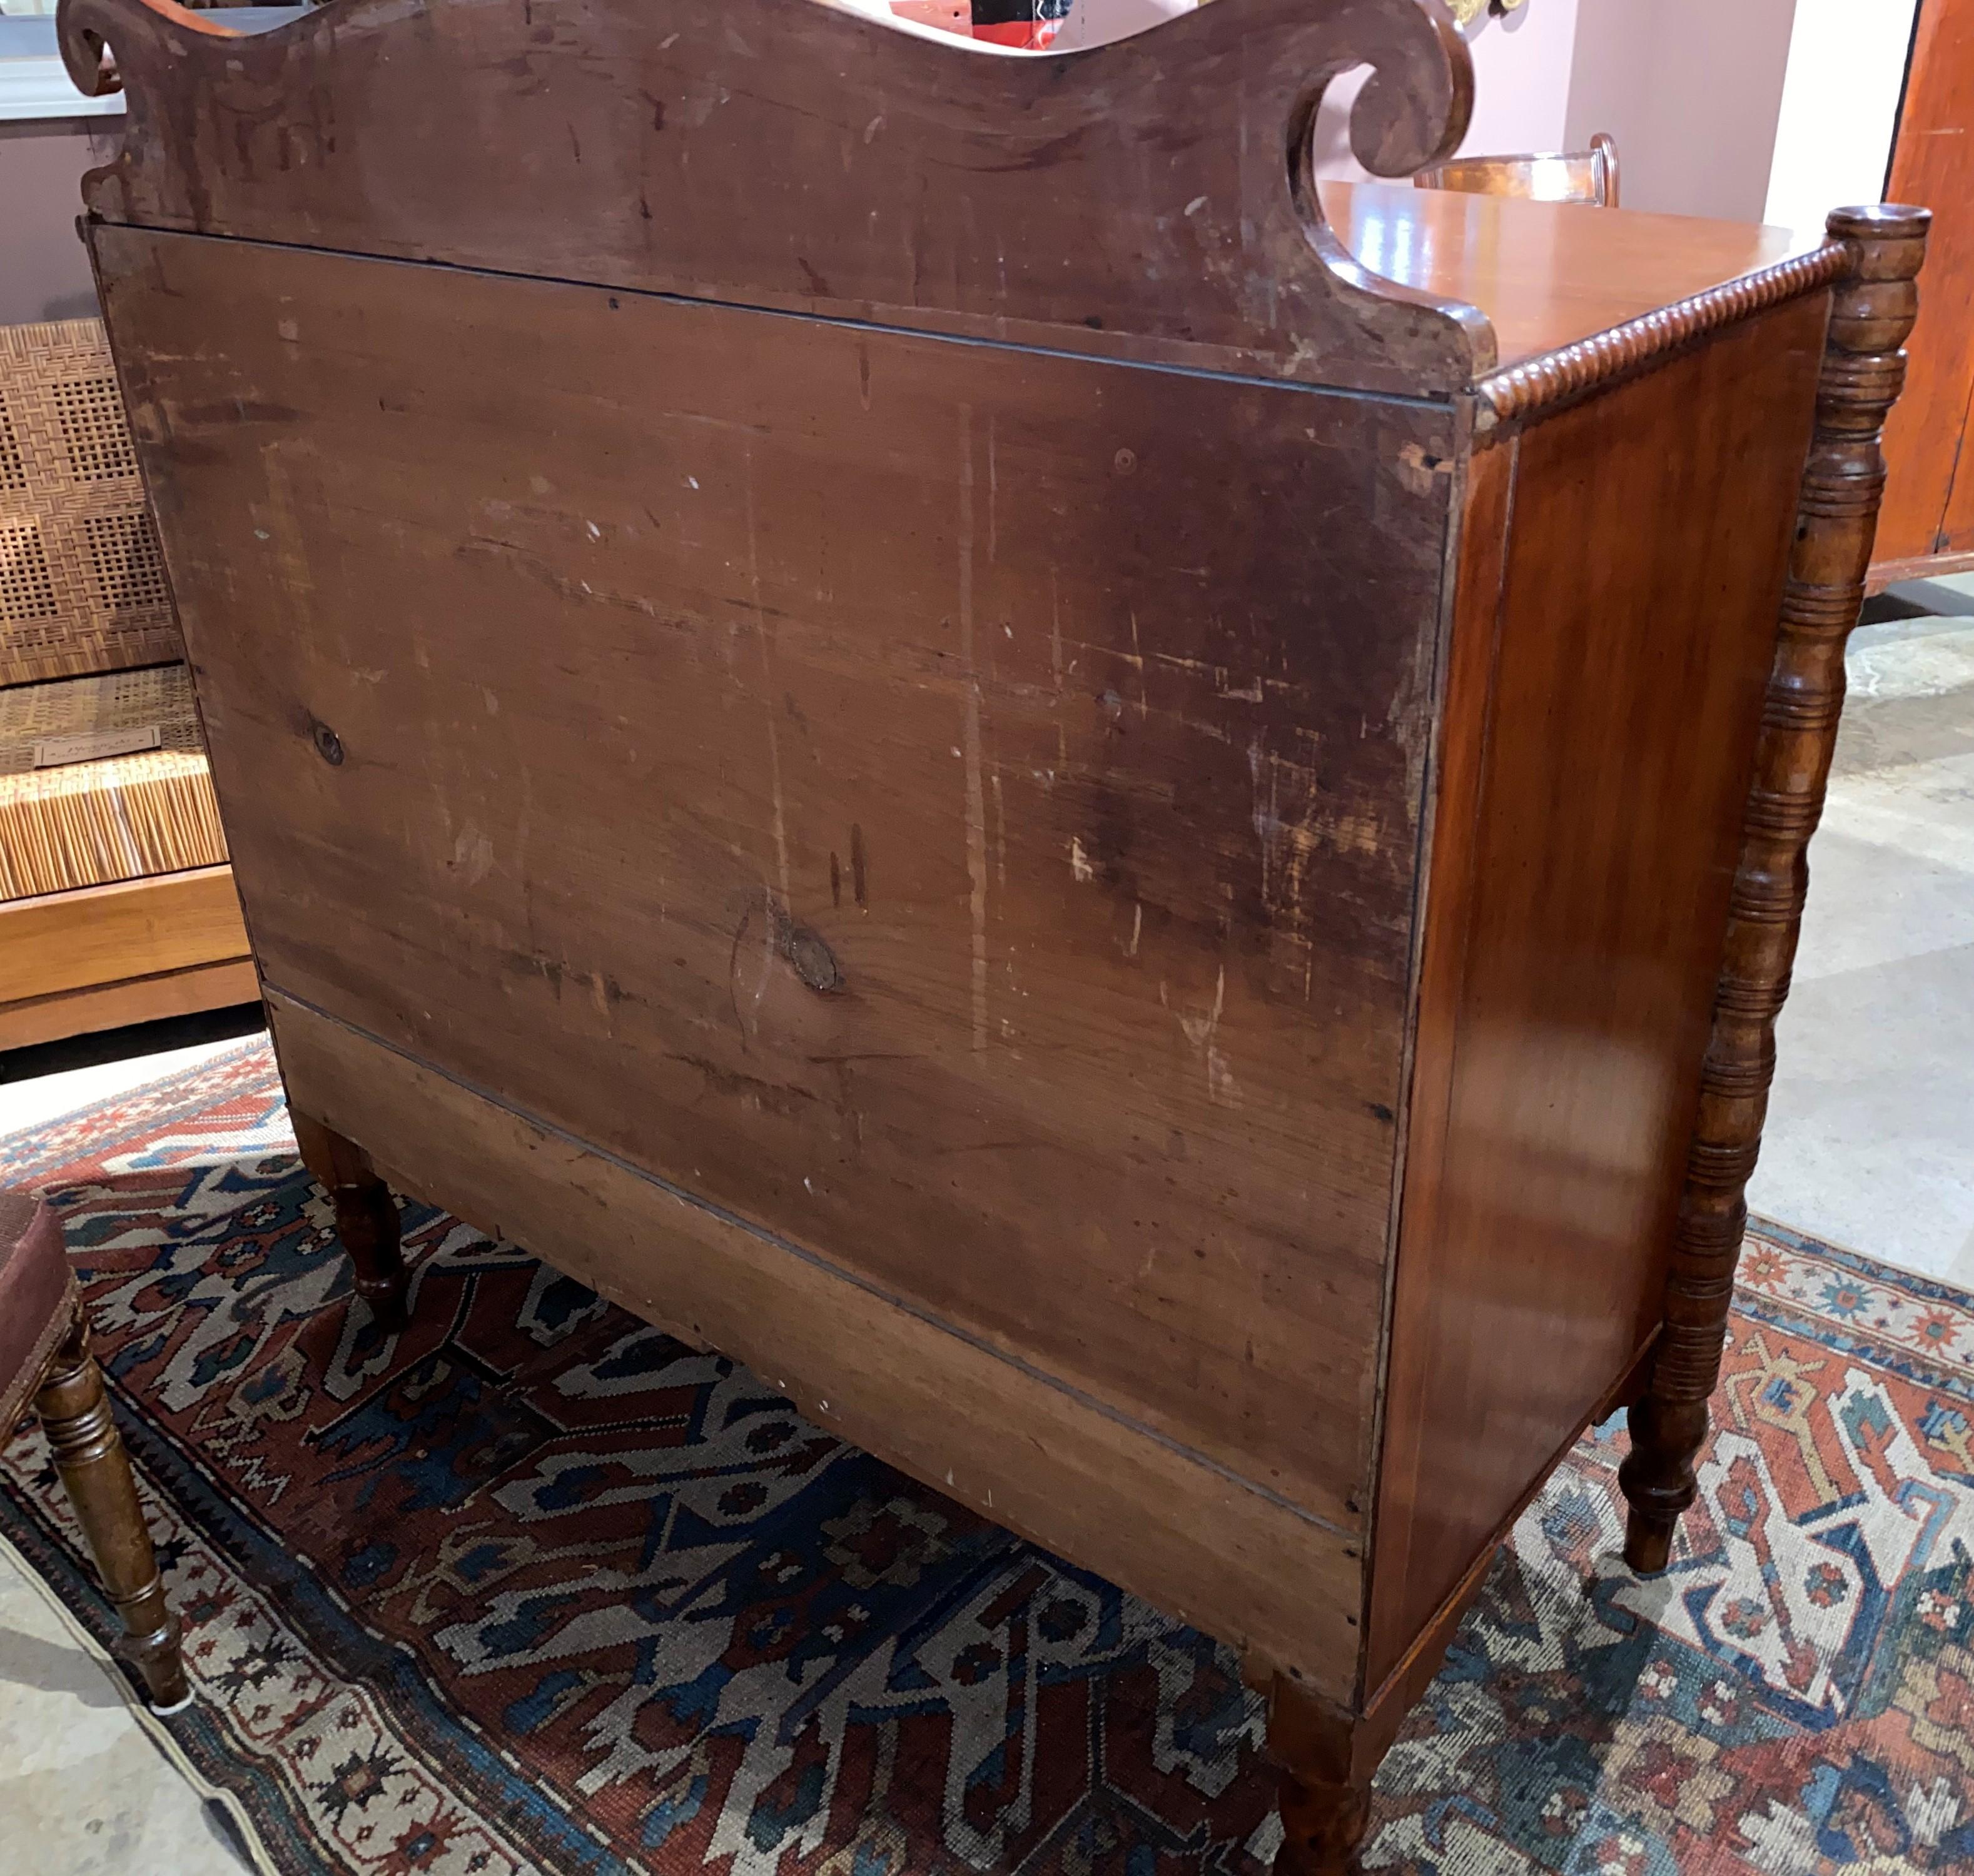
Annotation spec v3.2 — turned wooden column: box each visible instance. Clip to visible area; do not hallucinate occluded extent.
[34,1312,191,1711]
[291,1112,410,1331]
[1268,1677,1372,1875]
[1620,203,1930,1572]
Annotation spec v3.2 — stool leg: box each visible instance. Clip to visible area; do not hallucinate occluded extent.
[34,1310,190,1713]
[293,1113,410,1331]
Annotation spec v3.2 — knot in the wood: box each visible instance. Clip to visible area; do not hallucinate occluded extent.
[768,900,844,994]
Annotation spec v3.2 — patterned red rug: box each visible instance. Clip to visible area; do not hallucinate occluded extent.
[3,1041,1972,1875]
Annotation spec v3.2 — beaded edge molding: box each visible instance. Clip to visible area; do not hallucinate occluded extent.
[1474,241,1853,431]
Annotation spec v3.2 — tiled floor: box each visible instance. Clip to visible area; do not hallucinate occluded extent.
[0,1538,256,1875]
[0,596,1968,1876]
[1747,596,1974,1284]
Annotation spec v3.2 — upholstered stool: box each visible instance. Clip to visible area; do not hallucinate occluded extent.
[0,1189,189,1712]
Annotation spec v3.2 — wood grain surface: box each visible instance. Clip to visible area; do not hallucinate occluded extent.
[1323,184,1830,385]
[0,959,260,1054]
[268,986,1367,1698]
[1621,206,1928,1573]
[64,0,1910,1838]
[1367,293,1831,1687]
[99,224,1462,1538]
[62,0,1486,396]
[59,0,1851,406]
[1875,0,1974,567]
[0,864,249,1005]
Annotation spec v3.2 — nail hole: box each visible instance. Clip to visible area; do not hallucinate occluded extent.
[311,722,345,766]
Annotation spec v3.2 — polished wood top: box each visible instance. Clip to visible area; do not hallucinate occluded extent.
[1326,181,1829,374]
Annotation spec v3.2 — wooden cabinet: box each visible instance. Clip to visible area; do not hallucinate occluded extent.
[1874,0,1974,585]
[63,0,1922,1862]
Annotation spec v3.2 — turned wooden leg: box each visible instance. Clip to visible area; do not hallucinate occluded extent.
[34,1309,190,1712]
[292,1112,410,1331]
[1621,1392,1704,1574]
[1618,205,1928,1574]
[1267,1677,1372,1875]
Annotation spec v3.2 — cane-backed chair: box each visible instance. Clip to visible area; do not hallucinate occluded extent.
[1415,129,1620,206]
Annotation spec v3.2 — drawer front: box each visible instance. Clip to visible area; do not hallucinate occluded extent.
[270,987,1368,1700]
[102,226,1455,1533]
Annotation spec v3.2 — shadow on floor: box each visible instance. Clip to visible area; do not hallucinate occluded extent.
[1863,576,1974,623]
[0,1625,128,1709]
[0,1006,267,1089]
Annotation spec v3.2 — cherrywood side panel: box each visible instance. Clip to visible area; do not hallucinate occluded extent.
[99,226,1460,1539]
[1362,1338,1656,1740]
[266,988,1367,1699]
[1367,293,1832,1688]
[1876,0,1974,566]
[1620,205,1930,1572]
[61,0,1487,396]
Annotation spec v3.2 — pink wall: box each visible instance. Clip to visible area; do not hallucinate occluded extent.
[1312,0,1804,226]
[1460,0,1582,161]
[1311,2,1583,183]
[0,119,116,325]
[1565,0,1799,221]
[1764,0,1918,237]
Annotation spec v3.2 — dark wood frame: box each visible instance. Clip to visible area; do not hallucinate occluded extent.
[1,1234,190,1713]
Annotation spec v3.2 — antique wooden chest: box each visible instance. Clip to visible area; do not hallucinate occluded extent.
[58,0,1923,1860]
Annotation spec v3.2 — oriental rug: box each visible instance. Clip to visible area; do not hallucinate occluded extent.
[3,1041,1971,1875]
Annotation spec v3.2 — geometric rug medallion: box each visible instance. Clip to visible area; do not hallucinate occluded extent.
[3,1041,1972,1874]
